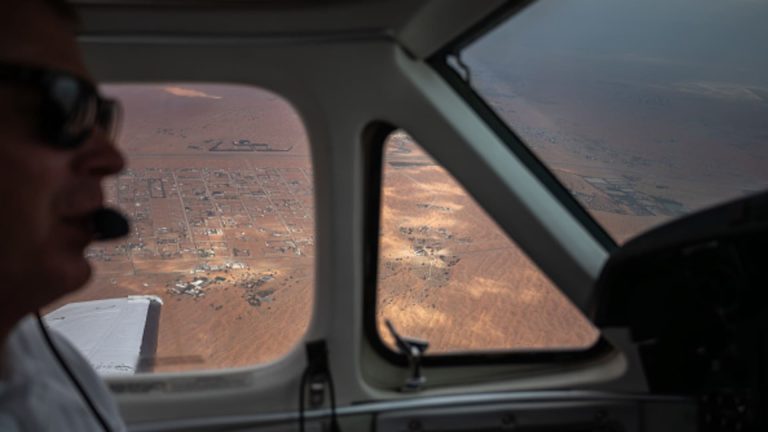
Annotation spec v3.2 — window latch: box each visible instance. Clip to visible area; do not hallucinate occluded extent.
[385,319,429,392]
[448,51,472,86]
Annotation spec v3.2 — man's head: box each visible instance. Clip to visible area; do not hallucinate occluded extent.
[0,0,125,332]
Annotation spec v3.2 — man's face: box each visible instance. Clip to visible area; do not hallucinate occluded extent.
[0,1,125,318]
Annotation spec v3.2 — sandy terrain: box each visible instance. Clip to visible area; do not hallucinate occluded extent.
[48,63,766,372]
[47,85,315,371]
[377,133,598,353]
[469,54,768,242]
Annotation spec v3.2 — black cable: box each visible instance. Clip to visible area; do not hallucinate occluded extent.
[35,312,112,432]
[298,366,341,432]
[300,340,342,432]
[298,367,309,432]
[326,368,340,432]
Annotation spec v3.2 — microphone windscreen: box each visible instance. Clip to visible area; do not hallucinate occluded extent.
[92,208,130,241]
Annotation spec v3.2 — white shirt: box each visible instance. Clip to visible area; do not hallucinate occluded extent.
[0,315,126,431]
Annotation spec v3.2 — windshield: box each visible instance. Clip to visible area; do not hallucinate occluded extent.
[460,0,768,243]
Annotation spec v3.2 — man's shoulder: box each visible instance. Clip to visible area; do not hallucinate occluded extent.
[0,314,126,432]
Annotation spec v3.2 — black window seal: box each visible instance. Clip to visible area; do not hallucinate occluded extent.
[362,122,613,368]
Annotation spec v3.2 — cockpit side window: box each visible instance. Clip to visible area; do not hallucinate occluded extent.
[43,83,314,374]
[370,130,599,361]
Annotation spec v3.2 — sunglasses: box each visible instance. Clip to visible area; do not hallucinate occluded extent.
[0,62,120,149]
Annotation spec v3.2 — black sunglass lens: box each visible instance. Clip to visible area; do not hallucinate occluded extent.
[50,77,99,148]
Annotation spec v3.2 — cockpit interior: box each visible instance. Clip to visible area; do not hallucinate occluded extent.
[41,0,768,430]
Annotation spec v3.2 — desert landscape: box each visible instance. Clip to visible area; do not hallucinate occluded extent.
[47,84,315,371]
[377,131,598,353]
[47,47,768,372]
[380,47,768,353]
[466,40,768,242]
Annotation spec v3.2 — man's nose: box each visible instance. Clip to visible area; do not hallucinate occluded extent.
[71,129,126,177]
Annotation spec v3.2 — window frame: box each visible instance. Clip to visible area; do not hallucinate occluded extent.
[66,82,318,376]
[362,122,611,367]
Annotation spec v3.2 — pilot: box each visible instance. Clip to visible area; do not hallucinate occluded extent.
[0,0,127,430]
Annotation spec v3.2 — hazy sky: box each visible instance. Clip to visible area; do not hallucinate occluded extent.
[467,0,768,85]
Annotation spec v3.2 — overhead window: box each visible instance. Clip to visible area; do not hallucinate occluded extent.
[375,130,598,356]
[458,0,768,243]
[44,84,314,374]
